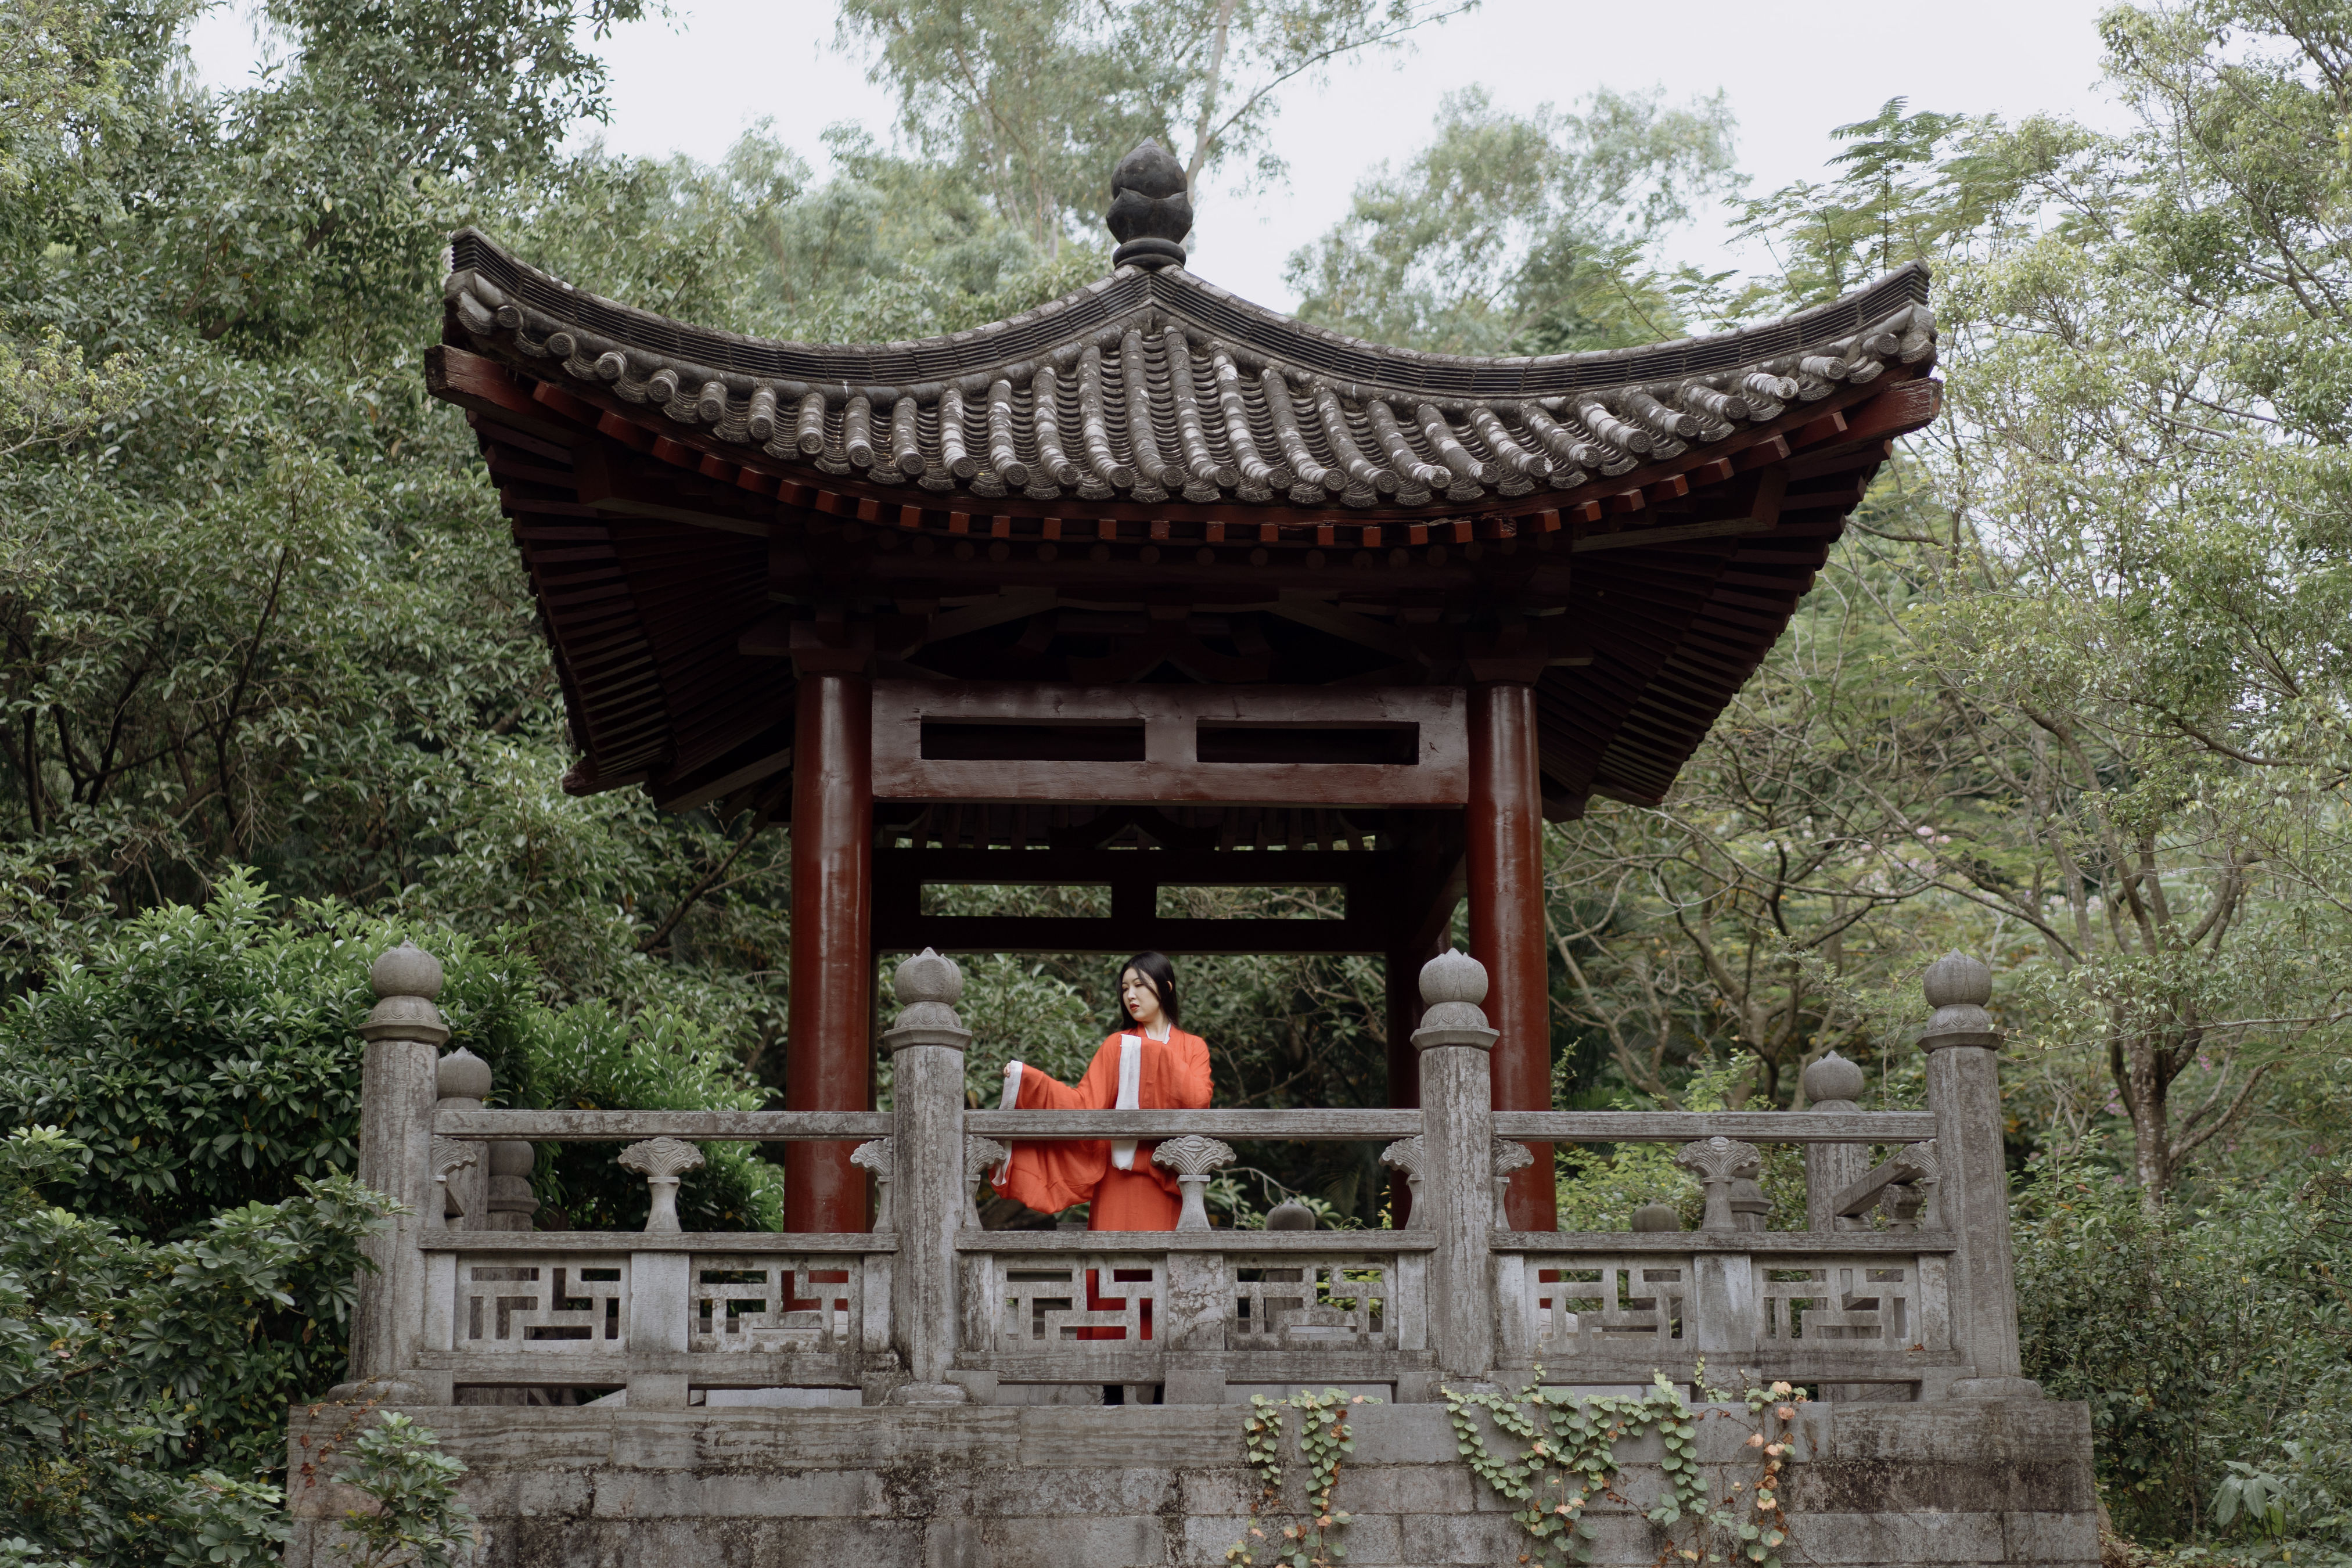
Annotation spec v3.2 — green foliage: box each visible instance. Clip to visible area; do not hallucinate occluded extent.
[2016,1145,2352,1552]
[0,1124,384,1565]
[330,1414,476,1568]
[1288,85,1742,355]
[841,0,1475,249]
[1228,1387,1373,1567]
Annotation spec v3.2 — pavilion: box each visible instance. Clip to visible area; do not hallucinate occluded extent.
[425,142,1938,1236]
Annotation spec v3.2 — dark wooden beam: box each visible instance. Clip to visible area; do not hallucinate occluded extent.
[871,913,1388,955]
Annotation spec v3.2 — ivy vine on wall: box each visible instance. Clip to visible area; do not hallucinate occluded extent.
[1444,1365,1805,1566]
[1227,1387,1379,1567]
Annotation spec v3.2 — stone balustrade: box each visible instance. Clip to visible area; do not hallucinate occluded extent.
[337,944,2035,1409]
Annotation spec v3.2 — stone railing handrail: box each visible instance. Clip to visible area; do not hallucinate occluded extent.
[954,1229,1436,1252]
[1493,1109,1934,1143]
[1488,1228,1953,1254]
[417,1232,896,1253]
[966,1108,1418,1140]
[431,1109,893,1141]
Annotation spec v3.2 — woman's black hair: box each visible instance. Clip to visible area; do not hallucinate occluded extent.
[1117,951,1180,1028]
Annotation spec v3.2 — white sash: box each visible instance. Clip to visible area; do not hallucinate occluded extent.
[1109,1033,1142,1170]
[993,1061,1023,1181]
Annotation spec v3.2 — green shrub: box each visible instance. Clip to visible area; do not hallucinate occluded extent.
[2016,1143,2352,1553]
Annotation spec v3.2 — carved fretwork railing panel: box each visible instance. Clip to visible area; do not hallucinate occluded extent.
[988,1253,1164,1345]
[453,1256,628,1353]
[689,1254,865,1353]
[1757,1254,1949,1353]
[1518,1256,1691,1351]
[1227,1255,1408,1351]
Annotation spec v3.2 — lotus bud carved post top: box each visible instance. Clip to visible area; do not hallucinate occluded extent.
[617,1137,704,1233]
[330,138,2092,1565]
[1150,1134,1237,1231]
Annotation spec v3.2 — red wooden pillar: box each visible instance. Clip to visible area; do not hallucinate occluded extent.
[785,666,873,1233]
[1466,681,1555,1231]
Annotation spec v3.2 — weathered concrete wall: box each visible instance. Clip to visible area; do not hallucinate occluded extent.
[285,1398,2098,1567]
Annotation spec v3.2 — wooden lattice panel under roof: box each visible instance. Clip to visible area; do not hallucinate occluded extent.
[427,228,1940,820]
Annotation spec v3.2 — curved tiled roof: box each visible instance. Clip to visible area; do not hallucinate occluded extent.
[444,228,1933,512]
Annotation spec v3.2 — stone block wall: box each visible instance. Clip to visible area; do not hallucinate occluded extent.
[284,1398,2097,1567]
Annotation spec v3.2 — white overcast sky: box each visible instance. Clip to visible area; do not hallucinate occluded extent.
[186,0,2127,311]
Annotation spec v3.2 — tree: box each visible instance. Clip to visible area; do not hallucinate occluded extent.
[1287,85,1742,355]
[838,0,1477,251]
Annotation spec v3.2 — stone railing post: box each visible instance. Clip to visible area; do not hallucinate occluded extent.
[1802,1050,1871,1232]
[340,943,449,1402]
[1414,948,1498,1382]
[879,948,973,1405]
[1920,952,2041,1399]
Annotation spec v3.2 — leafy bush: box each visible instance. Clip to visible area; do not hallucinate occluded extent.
[0,1125,383,1563]
[329,1414,476,1568]
[0,868,783,1477]
[2016,1143,2352,1553]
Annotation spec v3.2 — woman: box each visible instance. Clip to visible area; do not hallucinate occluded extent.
[990,952,1213,1231]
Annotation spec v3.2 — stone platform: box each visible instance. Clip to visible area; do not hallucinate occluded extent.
[283,1398,2098,1567]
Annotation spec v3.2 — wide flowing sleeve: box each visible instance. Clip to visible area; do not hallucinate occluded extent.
[1171,1030,1212,1109]
[988,1037,1119,1216]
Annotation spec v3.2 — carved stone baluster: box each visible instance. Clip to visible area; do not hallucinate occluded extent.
[962,1138,1008,1230]
[484,1141,539,1232]
[1379,1136,1427,1228]
[1148,1136,1236,1406]
[1490,1140,1534,1230]
[618,1138,705,1234]
[616,1137,703,1408]
[853,1139,896,1234]
[1674,1136,1763,1233]
[1675,1136,1763,1357]
[1879,1140,1940,1233]
[433,1048,492,1235]
[1151,1134,1237,1232]
[428,1138,479,1233]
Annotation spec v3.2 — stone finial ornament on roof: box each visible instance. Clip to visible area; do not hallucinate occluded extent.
[1106,140,1192,271]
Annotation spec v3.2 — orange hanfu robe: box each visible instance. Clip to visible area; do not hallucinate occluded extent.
[991,1028,1214,1231]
